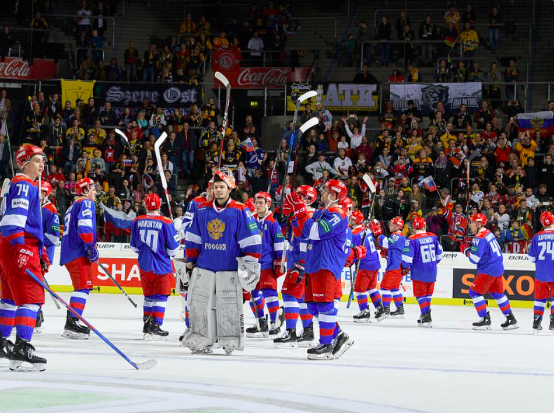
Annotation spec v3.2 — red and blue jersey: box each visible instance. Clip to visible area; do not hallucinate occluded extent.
[180,195,208,245]
[288,210,314,270]
[185,199,262,272]
[355,227,381,272]
[254,212,285,270]
[378,231,405,271]
[0,174,43,249]
[467,228,504,277]
[402,232,443,282]
[301,206,348,280]
[42,201,60,263]
[60,198,97,266]
[528,229,554,282]
[131,213,180,275]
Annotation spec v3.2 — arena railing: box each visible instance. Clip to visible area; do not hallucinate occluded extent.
[74,48,104,70]
[43,14,116,47]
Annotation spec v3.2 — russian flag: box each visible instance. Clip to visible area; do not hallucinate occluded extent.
[239,137,255,153]
[517,111,554,137]
[101,204,136,236]
[419,176,438,192]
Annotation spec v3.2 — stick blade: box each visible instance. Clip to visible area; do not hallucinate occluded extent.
[298,90,317,103]
[135,359,157,370]
[1,178,10,197]
[299,117,319,134]
[214,71,230,88]
[114,128,129,143]
[362,174,376,193]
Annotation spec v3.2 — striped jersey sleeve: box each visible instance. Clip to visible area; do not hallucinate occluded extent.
[238,208,262,260]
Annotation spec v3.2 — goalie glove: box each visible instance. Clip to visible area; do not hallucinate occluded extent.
[236,256,260,292]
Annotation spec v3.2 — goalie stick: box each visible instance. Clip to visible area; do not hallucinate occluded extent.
[154,132,174,220]
[27,269,156,370]
[215,71,231,169]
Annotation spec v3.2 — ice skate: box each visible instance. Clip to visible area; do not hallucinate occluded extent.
[269,321,282,338]
[9,338,46,372]
[0,334,14,368]
[307,343,334,360]
[419,311,432,328]
[245,315,269,338]
[389,306,405,319]
[62,311,90,340]
[472,312,491,330]
[353,309,371,323]
[374,305,386,322]
[179,327,190,343]
[331,330,354,359]
[501,311,518,330]
[143,316,169,341]
[532,315,542,334]
[297,324,315,348]
[274,328,298,348]
[34,309,44,334]
[191,346,214,354]
[550,315,554,334]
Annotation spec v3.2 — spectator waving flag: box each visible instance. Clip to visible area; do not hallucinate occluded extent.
[101,204,136,236]
[239,137,255,153]
[419,176,438,192]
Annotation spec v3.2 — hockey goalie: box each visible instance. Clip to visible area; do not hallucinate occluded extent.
[183,169,262,354]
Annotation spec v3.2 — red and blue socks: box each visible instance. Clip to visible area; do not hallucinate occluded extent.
[469,289,488,317]
[248,289,265,319]
[0,299,16,338]
[534,299,547,320]
[416,296,432,315]
[262,288,280,323]
[14,304,40,341]
[381,289,392,308]
[144,294,168,325]
[491,293,511,316]
[283,293,299,330]
[391,288,403,309]
[69,289,91,317]
[299,299,313,329]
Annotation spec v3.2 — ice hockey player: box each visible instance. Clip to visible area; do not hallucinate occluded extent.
[461,213,518,330]
[131,193,180,339]
[288,180,354,360]
[527,211,554,333]
[176,179,213,341]
[401,216,443,327]
[274,185,317,348]
[351,214,385,323]
[0,145,47,371]
[245,191,285,338]
[35,180,60,333]
[376,216,406,318]
[184,169,262,354]
[59,177,98,339]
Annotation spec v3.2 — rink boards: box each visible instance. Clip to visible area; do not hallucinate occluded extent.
[46,243,541,308]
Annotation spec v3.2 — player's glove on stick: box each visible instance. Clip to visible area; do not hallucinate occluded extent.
[86,246,100,263]
[287,192,307,219]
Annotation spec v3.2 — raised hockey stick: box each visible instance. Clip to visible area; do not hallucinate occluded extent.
[97,261,138,308]
[279,117,320,273]
[27,269,156,370]
[153,132,174,220]
[215,71,231,169]
[114,128,130,145]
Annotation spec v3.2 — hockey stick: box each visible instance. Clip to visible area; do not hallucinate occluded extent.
[2,111,15,177]
[114,128,130,145]
[347,174,377,309]
[279,117,320,273]
[215,71,231,169]
[43,275,61,310]
[26,269,156,370]
[97,261,138,308]
[153,132,174,220]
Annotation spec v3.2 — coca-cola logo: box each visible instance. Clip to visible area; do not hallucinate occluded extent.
[0,59,30,78]
[237,68,291,87]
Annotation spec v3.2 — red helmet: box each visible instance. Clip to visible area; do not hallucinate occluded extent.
[40,180,52,197]
[390,216,404,229]
[413,216,426,230]
[244,197,256,212]
[296,185,317,204]
[254,191,272,206]
[541,211,554,227]
[351,210,364,225]
[207,178,214,189]
[325,179,347,201]
[213,169,236,189]
[15,145,45,169]
[470,213,487,226]
[75,178,95,195]
[144,193,161,211]
[340,197,353,211]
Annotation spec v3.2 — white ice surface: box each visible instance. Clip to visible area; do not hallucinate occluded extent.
[1,294,553,413]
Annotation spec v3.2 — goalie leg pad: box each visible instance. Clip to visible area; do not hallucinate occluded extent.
[183,268,217,351]
[215,271,245,353]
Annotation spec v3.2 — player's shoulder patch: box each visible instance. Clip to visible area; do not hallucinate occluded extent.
[44,202,58,214]
[328,206,347,218]
[11,175,34,185]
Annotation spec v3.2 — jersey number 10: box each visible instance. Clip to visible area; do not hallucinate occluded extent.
[140,229,159,253]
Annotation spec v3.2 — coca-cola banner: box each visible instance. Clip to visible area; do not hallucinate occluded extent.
[286,82,379,112]
[96,82,202,116]
[212,50,241,72]
[213,67,311,89]
[0,57,57,80]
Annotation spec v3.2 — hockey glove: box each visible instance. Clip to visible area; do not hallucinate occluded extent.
[352,245,367,260]
[368,219,382,236]
[287,192,307,219]
[289,263,305,285]
[274,210,288,227]
[86,246,100,263]
[460,242,471,257]
[274,259,285,277]
[282,197,293,217]
[380,248,388,259]
[400,264,410,276]
[40,249,50,275]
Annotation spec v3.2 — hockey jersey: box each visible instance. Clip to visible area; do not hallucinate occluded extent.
[300,206,348,280]
[287,210,314,270]
[356,228,381,272]
[185,199,262,272]
[378,231,405,271]
[254,212,285,270]
[0,174,43,249]
[60,197,97,266]
[42,201,60,263]
[402,232,443,282]
[527,229,554,282]
[466,228,503,277]
[131,213,180,275]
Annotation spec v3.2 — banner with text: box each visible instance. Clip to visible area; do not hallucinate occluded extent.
[0,57,57,80]
[213,67,311,89]
[390,83,482,116]
[286,82,378,112]
[96,82,202,117]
